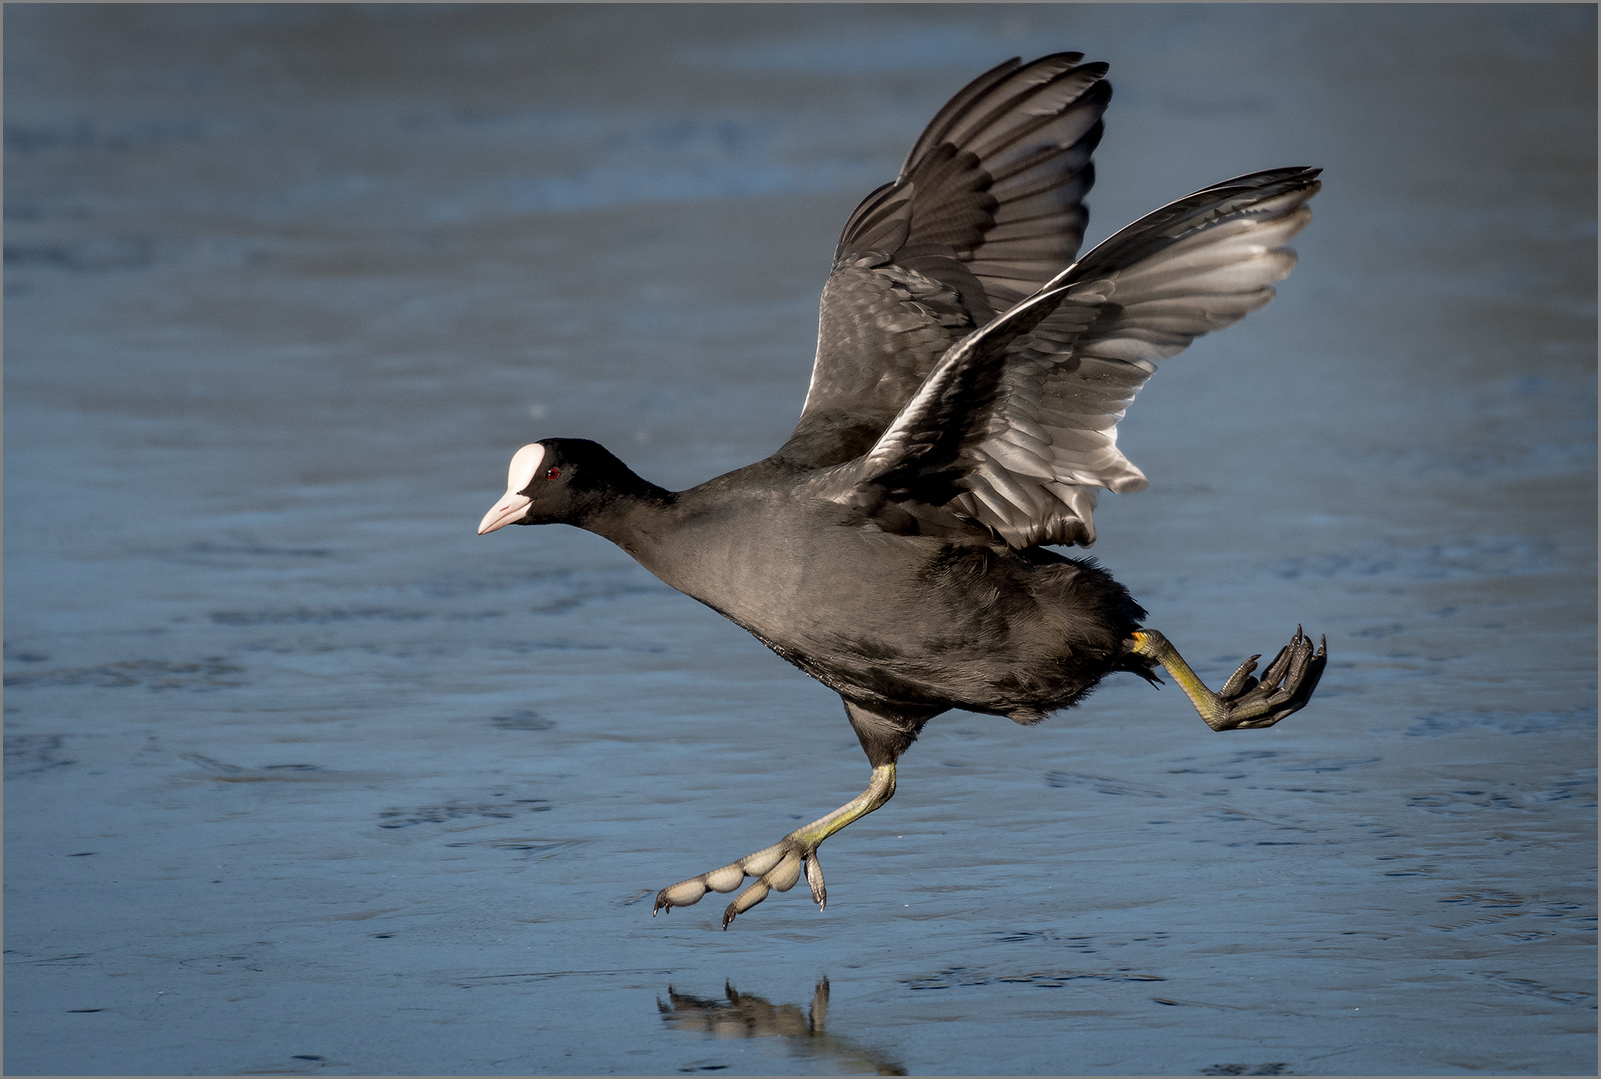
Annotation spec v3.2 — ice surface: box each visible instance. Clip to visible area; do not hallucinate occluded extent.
[6,4,1595,1075]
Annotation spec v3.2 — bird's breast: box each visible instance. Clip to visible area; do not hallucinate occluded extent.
[624,498,934,644]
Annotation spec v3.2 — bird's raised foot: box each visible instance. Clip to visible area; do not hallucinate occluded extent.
[1208,626,1327,729]
[653,836,826,929]
[1131,626,1327,732]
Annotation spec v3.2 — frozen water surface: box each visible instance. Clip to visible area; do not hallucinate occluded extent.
[5,4,1595,1076]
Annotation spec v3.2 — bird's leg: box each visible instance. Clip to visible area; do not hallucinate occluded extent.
[653,763,896,929]
[1131,626,1326,731]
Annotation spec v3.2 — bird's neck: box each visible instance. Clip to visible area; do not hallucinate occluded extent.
[570,469,677,556]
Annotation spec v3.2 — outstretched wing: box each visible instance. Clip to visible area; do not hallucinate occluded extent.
[826,168,1322,547]
[781,54,1112,467]
[815,274,1111,512]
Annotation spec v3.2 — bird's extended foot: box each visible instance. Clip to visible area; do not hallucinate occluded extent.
[653,834,822,930]
[1131,626,1326,731]
[652,763,895,929]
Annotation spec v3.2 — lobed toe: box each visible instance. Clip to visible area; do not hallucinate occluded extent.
[767,850,804,892]
[1260,640,1295,686]
[659,878,708,909]
[723,881,771,929]
[741,846,785,877]
[1221,654,1261,699]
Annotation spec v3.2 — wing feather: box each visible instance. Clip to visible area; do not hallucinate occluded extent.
[785,55,1111,467]
[826,168,1320,548]
[957,169,1321,546]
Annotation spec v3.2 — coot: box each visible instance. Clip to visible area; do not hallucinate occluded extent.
[478,54,1327,928]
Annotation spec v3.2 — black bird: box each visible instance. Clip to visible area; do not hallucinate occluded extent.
[478,54,1327,928]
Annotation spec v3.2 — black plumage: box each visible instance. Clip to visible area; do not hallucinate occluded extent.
[478,55,1327,928]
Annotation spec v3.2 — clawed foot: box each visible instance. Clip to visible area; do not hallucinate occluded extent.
[1132,626,1327,732]
[654,834,826,929]
[651,762,896,929]
[1207,625,1327,729]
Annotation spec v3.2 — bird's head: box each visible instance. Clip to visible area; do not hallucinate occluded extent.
[477,438,644,534]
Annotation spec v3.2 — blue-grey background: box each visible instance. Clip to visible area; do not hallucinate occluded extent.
[5,4,1595,1075]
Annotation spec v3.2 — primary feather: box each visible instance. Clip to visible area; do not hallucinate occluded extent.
[784,54,1112,469]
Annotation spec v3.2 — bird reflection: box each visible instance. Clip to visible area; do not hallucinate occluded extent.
[658,978,906,1075]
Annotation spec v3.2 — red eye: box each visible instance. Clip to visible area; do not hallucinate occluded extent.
[544,467,560,480]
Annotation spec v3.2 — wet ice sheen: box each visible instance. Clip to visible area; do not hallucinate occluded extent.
[4,4,1595,1076]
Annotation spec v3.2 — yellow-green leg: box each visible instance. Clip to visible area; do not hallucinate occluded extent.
[1131,626,1326,731]
[654,763,896,929]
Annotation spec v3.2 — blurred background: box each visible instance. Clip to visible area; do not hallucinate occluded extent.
[5,4,1595,1075]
